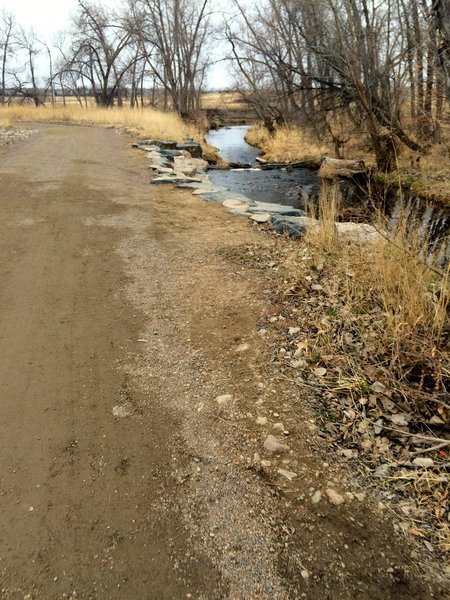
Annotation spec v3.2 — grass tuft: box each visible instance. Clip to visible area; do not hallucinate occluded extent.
[245,124,330,162]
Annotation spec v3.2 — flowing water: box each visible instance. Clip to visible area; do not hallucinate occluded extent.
[206,125,449,262]
[206,125,260,164]
[206,126,319,208]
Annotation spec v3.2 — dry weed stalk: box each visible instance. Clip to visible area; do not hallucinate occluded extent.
[317,180,341,252]
[305,180,448,381]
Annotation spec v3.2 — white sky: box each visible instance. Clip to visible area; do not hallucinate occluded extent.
[0,0,120,37]
[0,0,232,89]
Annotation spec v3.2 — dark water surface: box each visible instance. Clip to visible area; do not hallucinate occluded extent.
[206,126,319,208]
[208,168,317,207]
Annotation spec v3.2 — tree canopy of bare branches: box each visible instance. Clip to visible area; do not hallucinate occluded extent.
[130,0,212,117]
[226,0,449,170]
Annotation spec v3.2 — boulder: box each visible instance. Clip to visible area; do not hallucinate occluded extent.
[270,215,380,243]
[250,213,271,223]
[335,222,381,242]
[270,215,308,239]
[249,202,305,217]
[139,139,178,149]
[176,141,203,158]
[223,199,250,212]
[174,156,208,175]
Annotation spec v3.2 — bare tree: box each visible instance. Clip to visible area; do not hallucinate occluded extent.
[131,0,213,118]
[0,10,16,104]
[227,0,442,171]
[62,0,137,107]
[17,29,45,106]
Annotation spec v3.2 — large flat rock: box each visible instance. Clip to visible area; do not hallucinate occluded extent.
[151,176,204,185]
[249,202,305,217]
[270,215,307,239]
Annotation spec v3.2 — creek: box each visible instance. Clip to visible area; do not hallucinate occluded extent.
[206,125,449,263]
[206,126,319,208]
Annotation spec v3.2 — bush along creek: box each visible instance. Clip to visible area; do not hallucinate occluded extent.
[133,126,450,263]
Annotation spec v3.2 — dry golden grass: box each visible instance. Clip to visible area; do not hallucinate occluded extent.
[305,180,341,251]
[245,124,331,162]
[304,187,448,374]
[201,91,244,111]
[0,112,12,128]
[0,104,196,142]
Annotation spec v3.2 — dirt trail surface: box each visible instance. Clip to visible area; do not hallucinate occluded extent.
[0,123,447,600]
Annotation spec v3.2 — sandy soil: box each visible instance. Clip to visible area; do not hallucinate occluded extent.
[0,123,447,599]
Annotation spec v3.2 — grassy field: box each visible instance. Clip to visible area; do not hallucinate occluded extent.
[0,104,196,142]
[201,91,245,111]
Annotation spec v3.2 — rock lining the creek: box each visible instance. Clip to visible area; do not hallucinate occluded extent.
[133,141,380,242]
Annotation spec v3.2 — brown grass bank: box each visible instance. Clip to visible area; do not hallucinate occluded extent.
[246,122,450,204]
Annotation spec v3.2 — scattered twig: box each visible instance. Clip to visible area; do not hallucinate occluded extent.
[411,442,450,456]
[419,396,450,412]
[218,416,250,432]
[367,419,450,445]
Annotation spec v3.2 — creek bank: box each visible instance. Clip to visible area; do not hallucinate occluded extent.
[133,140,379,243]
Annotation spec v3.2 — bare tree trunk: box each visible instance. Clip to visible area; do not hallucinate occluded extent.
[412,0,425,116]
[1,13,15,105]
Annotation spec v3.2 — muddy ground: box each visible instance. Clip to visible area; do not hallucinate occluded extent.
[0,123,448,599]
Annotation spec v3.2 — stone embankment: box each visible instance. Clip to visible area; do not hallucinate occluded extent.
[133,139,380,243]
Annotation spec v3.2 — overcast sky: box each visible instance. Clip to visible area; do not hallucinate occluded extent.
[0,0,232,89]
[0,0,119,36]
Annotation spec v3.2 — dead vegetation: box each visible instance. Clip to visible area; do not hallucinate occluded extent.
[0,104,195,140]
[283,194,450,555]
[245,120,450,204]
[245,124,331,163]
[219,190,450,559]
[0,104,217,156]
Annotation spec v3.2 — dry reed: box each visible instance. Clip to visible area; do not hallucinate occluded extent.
[245,124,330,162]
[0,104,195,142]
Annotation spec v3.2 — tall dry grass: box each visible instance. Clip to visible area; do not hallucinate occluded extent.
[245,124,330,162]
[0,104,195,142]
[0,111,12,128]
[312,180,341,251]
[304,184,449,377]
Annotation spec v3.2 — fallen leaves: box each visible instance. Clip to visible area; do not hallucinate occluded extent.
[221,237,450,555]
[261,241,450,555]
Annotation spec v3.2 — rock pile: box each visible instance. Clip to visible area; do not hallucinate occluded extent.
[134,140,380,243]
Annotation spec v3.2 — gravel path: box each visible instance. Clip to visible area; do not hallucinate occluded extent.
[0,123,447,599]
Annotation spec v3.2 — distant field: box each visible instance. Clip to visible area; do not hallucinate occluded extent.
[201,92,246,111]
[3,91,246,112]
[0,104,194,142]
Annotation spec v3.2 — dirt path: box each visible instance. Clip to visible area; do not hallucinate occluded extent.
[0,124,447,600]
